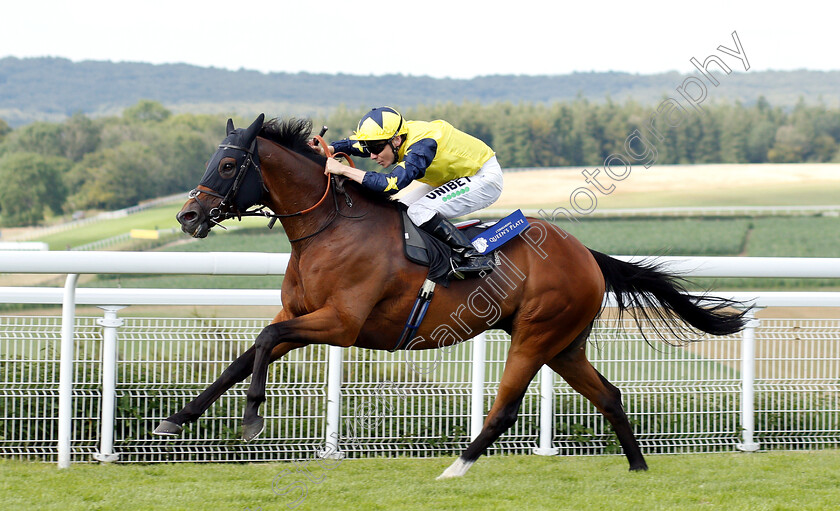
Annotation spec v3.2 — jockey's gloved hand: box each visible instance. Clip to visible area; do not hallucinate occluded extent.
[307,139,328,156]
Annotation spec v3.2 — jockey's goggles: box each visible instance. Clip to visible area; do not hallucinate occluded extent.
[362,139,391,154]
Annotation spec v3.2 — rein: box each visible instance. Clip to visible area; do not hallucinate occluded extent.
[269,134,336,219]
[278,136,360,243]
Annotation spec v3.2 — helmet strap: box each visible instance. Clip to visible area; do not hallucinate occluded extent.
[387,136,403,165]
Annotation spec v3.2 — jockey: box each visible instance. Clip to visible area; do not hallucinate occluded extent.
[312,106,503,278]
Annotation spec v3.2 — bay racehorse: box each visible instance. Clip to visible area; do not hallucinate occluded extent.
[159,114,748,479]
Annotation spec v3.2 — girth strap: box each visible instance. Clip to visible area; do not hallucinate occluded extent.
[390,279,436,351]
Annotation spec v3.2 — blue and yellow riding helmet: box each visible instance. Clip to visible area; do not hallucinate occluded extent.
[351,107,408,153]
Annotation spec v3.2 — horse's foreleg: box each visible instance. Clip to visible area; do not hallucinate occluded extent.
[153,342,301,436]
[154,309,295,436]
[438,347,544,479]
[153,345,257,436]
[548,347,648,471]
[242,307,355,441]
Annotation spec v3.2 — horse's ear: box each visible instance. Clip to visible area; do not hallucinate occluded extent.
[244,113,265,142]
[226,118,235,135]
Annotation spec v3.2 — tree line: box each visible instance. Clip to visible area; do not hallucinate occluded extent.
[7,57,840,128]
[1,97,838,227]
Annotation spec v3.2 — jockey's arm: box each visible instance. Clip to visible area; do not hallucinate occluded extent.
[322,138,434,195]
[330,138,369,158]
[326,157,428,195]
[324,157,367,184]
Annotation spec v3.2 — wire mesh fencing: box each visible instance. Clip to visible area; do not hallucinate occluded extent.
[1,315,837,463]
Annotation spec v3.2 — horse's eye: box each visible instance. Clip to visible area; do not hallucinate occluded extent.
[218,157,237,178]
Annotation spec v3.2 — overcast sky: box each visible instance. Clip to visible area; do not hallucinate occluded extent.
[1,0,833,79]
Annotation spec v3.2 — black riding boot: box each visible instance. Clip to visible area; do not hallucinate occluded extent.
[420,213,494,279]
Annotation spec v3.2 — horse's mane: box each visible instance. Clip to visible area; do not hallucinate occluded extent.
[259,117,398,206]
[260,117,320,157]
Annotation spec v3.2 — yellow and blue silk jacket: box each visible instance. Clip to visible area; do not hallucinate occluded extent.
[332,120,495,194]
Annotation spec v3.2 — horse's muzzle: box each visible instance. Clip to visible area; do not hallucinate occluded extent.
[177,202,211,238]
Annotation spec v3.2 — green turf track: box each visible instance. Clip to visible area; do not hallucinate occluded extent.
[2,450,838,510]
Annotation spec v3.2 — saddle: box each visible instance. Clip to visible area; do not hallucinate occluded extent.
[399,209,528,285]
[392,209,529,351]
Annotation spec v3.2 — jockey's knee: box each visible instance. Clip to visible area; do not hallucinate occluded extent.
[407,204,437,226]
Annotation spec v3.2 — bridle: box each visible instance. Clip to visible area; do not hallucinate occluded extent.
[190,134,362,242]
[189,138,263,224]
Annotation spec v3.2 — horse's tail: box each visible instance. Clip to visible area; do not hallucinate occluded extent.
[588,249,749,343]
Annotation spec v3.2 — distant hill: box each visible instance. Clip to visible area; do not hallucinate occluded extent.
[2,57,839,127]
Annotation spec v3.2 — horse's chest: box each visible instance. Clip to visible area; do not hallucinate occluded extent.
[282,285,316,316]
[281,269,311,316]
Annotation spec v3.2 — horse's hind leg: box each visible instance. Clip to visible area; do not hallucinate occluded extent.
[437,346,545,479]
[153,342,302,436]
[547,326,648,471]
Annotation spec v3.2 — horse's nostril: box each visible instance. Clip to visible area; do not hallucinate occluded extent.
[180,211,198,223]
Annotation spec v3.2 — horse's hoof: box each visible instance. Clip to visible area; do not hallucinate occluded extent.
[242,417,265,442]
[153,420,183,436]
[629,463,649,472]
[436,457,475,480]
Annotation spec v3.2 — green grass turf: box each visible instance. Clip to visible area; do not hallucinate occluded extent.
[2,450,838,510]
[33,203,273,251]
[586,181,840,210]
[565,218,752,256]
[29,169,840,251]
[554,216,840,259]
[14,183,840,296]
[34,204,183,250]
[562,216,840,291]
[83,228,290,290]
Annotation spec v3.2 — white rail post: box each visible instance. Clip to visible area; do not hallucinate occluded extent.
[470,332,487,441]
[737,310,761,452]
[533,365,559,455]
[93,306,125,463]
[57,273,79,469]
[319,345,344,459]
